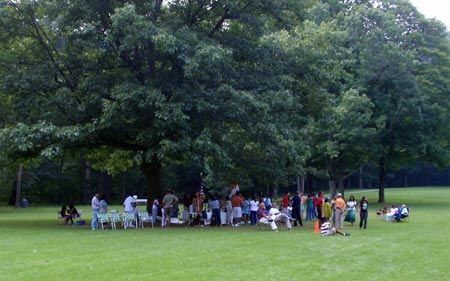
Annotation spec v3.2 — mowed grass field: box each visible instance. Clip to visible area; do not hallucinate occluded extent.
[1,187,449,281]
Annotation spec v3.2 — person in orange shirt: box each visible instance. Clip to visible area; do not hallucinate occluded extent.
[335,193,346,231]
[231,192,244,227]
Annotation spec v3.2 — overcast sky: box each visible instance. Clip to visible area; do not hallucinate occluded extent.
[409,0,450,28]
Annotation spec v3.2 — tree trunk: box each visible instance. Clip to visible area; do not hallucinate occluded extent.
[300,175,305,193]
[296,175,305,193]
[306,173,314,194]
[358,166,363,189]
[328,179,337,197]
[404,170,408,187]
[338,178,344,196]
[378,158,386,203]
[14,164,23,209]
[99,171,111,199]
[141,154,163,212]
[121,171,128,201]
[337,157,345,196]
[80,152,91,204]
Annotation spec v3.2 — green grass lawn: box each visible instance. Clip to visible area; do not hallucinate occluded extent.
[1,187,449,281]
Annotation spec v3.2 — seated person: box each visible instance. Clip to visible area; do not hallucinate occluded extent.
[268,202,292,231]
[60,205,71,224]
[385,205,398,221]
[376,205,387,215]
[321,221,350,236]
[257,202,278,231]
[394,204,409,221]
[67,204,79,224]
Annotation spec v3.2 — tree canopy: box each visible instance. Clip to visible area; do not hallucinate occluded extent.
[1,0,449,203]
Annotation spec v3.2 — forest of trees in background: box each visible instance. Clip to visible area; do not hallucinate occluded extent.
[1,0,449,207]
[2,160,450,205]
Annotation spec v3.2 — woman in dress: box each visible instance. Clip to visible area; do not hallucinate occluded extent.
[344,195,357,226]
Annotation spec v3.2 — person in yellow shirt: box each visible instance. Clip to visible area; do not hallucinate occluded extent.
[322,197,332,223]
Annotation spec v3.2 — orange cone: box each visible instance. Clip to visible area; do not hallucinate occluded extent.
[314,219,320,233]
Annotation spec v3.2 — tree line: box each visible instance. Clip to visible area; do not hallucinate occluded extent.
[1,0,449,207]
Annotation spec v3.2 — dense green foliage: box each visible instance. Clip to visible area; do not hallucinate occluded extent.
[0,0,449,203]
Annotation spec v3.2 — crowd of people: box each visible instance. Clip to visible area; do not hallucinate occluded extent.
[87,189,408,233]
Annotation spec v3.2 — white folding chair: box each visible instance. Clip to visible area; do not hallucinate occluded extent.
[97,213,109,230]
[57,211,65,224]
[123,211,137,229]
[139,211,153,228]
[109,212,121,230]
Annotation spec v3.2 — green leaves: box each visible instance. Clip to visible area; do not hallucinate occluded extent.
[0,0,449,199]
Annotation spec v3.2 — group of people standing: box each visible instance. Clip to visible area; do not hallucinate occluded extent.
[88,189,370,233]
[305,192,369,230]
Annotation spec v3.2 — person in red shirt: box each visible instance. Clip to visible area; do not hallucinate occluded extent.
[282,192,290,211]
[315,192,324,224]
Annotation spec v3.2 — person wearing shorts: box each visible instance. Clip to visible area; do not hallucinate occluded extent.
[231,192,243,227]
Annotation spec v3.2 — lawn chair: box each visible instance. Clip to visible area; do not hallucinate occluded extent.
[109,212,121,230]
[201,210,213,226]
[376,205,387,221]
[97,213,109,230]
[122,211,137,229]
[57,211,65,224]
[394,207,409,222]
[138,211,153,228]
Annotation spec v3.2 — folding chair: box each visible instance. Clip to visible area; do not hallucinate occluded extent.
[138,211,153,228]
[201,210,213,226]
[97,213,109,230]
[394,207,410,222]
[57,211,65,224]
[109,212,121,230]
[122,211,137,229]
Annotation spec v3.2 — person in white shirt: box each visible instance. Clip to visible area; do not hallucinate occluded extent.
[123,195,134,212]
[344,195,357,226]
[91,192,100,230]
[249,195,259,225]
[394,204,409,222]
[268,202,292,231]
[123,195,134,227]
[152,197,159,224]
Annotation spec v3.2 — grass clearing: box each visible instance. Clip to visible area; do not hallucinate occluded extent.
[1,187,449,280]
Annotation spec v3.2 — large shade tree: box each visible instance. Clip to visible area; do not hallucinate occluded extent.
[0,0,314,205]
[341,0,450,201]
